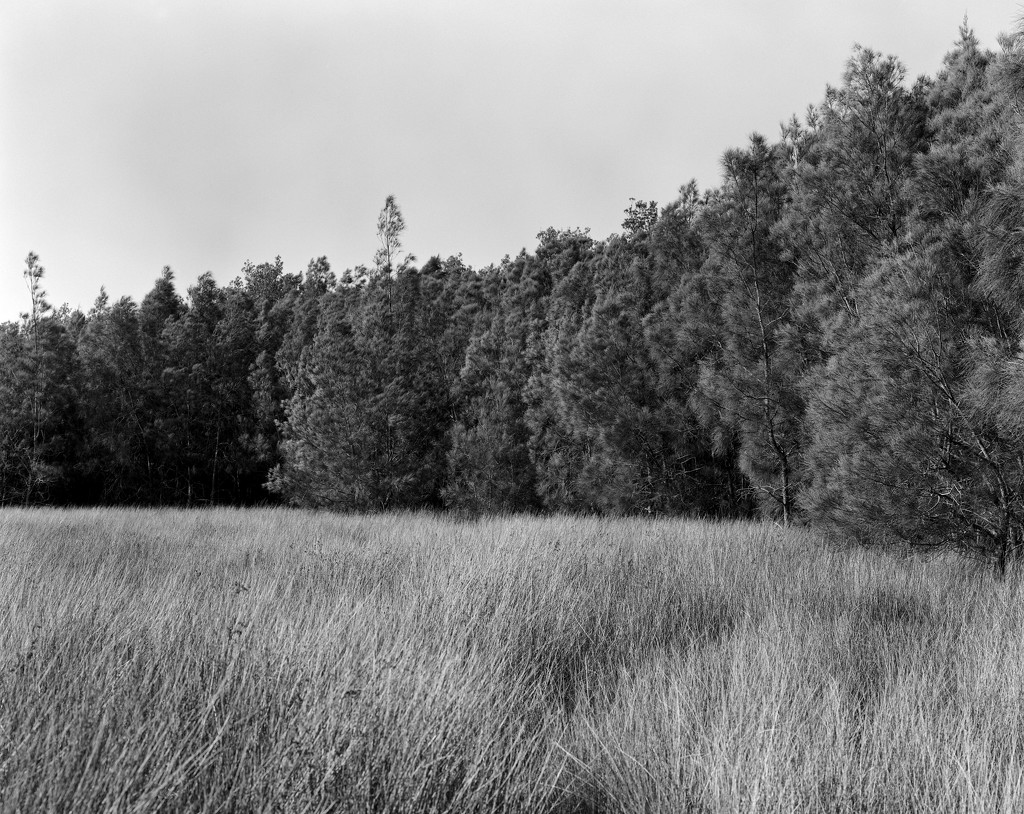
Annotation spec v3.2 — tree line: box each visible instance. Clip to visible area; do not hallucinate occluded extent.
[4,27,1024,570]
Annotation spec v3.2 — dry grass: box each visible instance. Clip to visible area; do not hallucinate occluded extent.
[0,508,1021,812]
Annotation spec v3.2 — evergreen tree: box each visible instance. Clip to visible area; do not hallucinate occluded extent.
[645,183,752,516]
[785,46,929,342]
[689,136,806,522]
[800,29,1024,571]
[789,45,930,527]
[161,274,263,504]
[269,285,364,507]
[242,257,301,490]
[273,199,453,509]
[0,254,81,504]
[445,228,592,513]
[444,285,540,513]
[76,291,149,502]
[534,197,727,515]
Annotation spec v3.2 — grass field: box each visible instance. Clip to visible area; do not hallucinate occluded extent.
[1,509,1022,812]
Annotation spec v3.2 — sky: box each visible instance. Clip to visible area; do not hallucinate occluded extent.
[0,0,1018,322]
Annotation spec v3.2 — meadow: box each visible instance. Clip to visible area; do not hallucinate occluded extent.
[1,509,1022,813]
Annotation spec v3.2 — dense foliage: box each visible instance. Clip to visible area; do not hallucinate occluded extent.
[4,26,1024,569]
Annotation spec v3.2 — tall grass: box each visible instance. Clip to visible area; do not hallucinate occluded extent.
[0,508,1020,812]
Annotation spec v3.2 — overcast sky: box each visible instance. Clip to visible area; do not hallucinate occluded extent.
[0,0,1017,322]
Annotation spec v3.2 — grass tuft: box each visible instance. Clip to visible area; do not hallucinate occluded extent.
[1,509,1021,811]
